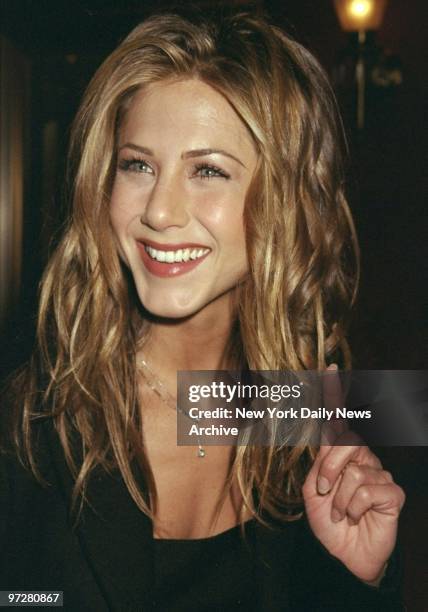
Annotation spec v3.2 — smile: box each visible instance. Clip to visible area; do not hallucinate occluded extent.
[136,241,211,278]
[145,245,210,263]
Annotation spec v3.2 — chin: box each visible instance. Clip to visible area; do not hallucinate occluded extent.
[136,289,206,321]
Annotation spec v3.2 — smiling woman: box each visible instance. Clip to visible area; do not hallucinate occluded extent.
[111,79,256,318]
[0,8,405,612]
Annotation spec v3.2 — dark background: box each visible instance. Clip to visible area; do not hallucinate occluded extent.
[1,1,427,609]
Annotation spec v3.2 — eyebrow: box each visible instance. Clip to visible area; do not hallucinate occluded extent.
[118,143,246,168]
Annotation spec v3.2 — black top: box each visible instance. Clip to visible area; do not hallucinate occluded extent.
[152,521,257,611]
[0,420,405,611]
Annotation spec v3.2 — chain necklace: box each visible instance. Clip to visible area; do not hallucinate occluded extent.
[139,357,206,458]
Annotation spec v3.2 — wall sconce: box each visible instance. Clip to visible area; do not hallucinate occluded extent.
[334,0,388,32]
[333,0,389,129]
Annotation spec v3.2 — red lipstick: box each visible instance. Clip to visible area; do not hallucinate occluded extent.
[136,240,211,278]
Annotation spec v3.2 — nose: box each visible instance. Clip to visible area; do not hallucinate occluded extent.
[140,173,190,231]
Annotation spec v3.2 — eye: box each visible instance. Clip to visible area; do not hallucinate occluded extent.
[118,157,154,174]
[193,163,230,180]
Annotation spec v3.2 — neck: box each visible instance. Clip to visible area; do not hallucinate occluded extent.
[137,293,240,379]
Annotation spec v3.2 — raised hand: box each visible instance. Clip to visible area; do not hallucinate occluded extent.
[302,365,406,584]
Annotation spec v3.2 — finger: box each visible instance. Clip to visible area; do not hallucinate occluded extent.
[320,418,348,447]
[331,464,393,522]
[316,435,382,494]
[323,364,342,412]
[346,482,406,524]
[320,421,337,446]
[307,430,365,494]
[322,365,348,442]
[318,365,346,447]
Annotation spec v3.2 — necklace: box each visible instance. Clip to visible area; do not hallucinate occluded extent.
[139,357,206,458]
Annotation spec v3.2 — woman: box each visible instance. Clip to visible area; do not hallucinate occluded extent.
[0,10,405,611]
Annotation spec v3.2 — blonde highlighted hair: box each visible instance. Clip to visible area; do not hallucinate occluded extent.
[5,10,358,523]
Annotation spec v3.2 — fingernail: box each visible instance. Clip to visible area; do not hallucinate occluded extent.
[327,363,338,371]
[331,508,342,523]
[317,476,330,494]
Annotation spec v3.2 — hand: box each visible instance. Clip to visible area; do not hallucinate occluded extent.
[302,365,406,584]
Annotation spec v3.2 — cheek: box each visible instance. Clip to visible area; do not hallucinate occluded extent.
[200,193,246,245]
[109,183,124,226]
[109,190,137,264]
[109,208,128,258]
[109,185,137,235]
[109,202,122,234]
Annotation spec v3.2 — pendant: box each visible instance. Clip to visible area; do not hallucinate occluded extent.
[198,446,206,458]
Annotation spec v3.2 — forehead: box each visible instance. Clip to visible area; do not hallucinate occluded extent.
[118,78,255,152]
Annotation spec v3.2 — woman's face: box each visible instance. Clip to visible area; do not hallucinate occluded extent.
[110,79,258,319]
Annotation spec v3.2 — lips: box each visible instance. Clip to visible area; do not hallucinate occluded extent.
[136,240,211,278]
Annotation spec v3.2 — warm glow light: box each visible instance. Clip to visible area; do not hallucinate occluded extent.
[349,0,372,19]
[334,0,388,31]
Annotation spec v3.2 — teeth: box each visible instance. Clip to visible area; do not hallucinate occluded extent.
[145,245,210,263]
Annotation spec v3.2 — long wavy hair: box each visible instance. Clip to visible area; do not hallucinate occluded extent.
[4,10,359,524]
